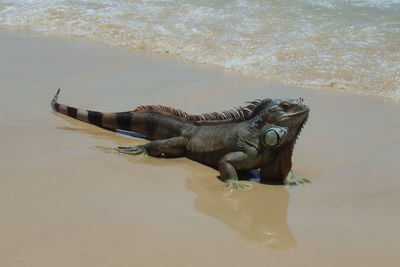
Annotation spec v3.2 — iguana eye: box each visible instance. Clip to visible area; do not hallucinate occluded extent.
[279,102,291,111]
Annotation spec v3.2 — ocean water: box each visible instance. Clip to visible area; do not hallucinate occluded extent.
[1,0,399,100]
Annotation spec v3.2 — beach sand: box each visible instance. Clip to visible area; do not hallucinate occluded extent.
[0,28,399,266]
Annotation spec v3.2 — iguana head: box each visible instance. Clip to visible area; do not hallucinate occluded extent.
[256,98,310,148]
[255,98,309,184]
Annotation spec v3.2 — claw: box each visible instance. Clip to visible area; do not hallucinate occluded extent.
[224,179,252,191]
[239,182,252,190]
[113,145,147,155]
[285,171,311,186]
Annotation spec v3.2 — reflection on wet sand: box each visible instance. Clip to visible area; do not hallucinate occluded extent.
[57,126,120,139]
[187,177,296,250]
[58,120,296,250]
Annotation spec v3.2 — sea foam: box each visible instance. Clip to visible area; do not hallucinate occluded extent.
[1,0,399,100]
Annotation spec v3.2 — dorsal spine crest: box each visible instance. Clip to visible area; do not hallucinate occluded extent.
[133,99,270,125]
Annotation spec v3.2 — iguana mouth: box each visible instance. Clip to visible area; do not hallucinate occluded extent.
[282,108,310,117]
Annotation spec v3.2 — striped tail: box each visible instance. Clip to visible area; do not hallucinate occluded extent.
[51,89,188,139]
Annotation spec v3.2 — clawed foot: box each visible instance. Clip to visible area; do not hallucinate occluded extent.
[113,145,148,155]
[224,179,253,191]
[285,171,311,186]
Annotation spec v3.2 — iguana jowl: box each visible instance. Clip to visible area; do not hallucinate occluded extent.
[51,89,309,189]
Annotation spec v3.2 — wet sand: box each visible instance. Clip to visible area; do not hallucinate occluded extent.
[0,28,399,266]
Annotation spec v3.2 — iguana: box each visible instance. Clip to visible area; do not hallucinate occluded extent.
[51,89,310,189]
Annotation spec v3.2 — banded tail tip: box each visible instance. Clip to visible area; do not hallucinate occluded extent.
[52,88,61,111]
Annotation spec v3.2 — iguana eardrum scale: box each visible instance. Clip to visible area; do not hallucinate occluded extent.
[51,89,310,189]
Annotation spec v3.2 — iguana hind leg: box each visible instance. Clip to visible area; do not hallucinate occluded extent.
[116,136,187,157]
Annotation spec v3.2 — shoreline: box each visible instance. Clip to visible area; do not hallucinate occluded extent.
[2,25,399,103]
[1,27,399,266]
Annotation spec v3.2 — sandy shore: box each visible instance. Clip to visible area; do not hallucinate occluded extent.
[1,27,399,267]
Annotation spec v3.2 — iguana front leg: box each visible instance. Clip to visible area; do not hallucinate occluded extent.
[285,171,311,185]
[219,152,253,190]
[116,136,187,157]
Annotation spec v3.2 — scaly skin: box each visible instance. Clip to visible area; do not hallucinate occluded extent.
[51,89,310,189]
